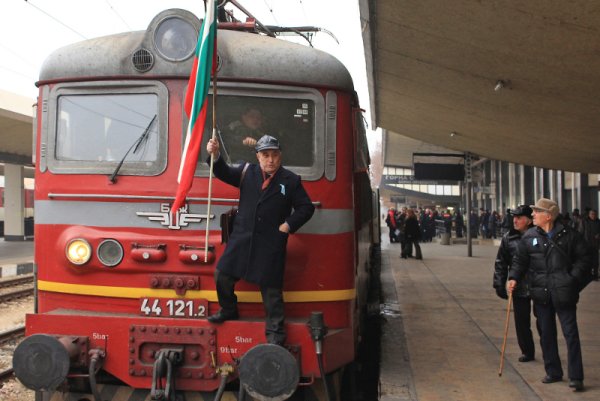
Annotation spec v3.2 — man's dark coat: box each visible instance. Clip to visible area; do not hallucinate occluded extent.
[211,156,314,288]
[509,222,592,308]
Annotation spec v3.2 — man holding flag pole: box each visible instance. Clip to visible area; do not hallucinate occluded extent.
[171,0,315,345]
[204,134,314,345]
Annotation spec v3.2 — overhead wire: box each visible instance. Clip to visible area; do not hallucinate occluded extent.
[262,0,279,25]
[0,43,37,69]
[0,65,36,81]
[298,0,309,24]
[104,0,131,30]
[24,0,87,40]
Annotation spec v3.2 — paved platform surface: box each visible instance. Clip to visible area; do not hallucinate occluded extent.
[0,238,34,278]
[379,234,600,401]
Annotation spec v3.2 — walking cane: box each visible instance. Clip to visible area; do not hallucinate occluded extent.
[498,291,513,377]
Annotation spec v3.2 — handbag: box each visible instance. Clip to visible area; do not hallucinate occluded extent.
[220,163,249,243]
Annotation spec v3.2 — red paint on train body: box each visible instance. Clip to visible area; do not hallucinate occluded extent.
[18,8,377,399]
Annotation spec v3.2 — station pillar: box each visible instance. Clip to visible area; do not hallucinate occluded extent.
[4,163,25,241]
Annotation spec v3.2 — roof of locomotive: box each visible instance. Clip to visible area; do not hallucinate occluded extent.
[38,9,354,92]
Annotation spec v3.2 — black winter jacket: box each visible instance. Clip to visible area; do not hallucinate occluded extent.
[404,217,421,241]
[509,222,592,308]
[211,156,315,288]
[493,228,530,298]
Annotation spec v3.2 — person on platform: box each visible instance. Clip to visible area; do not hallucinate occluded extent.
[493,205,537,363]
[402,208,422,259]
[205,135,315,345]
[454,210,464,238]
[500,208,513,235]
[385,207,399,243]
[508,198,592,391]
[582,209,600,280]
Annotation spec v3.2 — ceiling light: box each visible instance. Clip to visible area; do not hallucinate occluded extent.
[494,79,511,91]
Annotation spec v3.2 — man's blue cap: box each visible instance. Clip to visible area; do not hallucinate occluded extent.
[255,135,281,152]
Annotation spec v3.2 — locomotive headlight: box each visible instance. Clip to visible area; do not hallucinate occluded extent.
[66,239,92,265]
[153,16,197,61]
[97,239,124,267]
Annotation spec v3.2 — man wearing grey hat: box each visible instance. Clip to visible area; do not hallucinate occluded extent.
[508,198,592,391]
[205,134,315,346]
[493,205,536,363]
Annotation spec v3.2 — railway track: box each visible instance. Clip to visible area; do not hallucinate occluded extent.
[0,287,34,303]
[0,275,33,290]
[0,367,14,385]
[0,326,25,346]
[0,326,25,386]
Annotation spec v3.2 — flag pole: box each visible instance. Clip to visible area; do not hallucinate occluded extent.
[204,56,218,262]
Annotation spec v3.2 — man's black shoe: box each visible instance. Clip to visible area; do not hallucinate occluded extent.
[541,375,562,384]
[207,310,239,323]
[568,380,584,391]
[518,355,534,362]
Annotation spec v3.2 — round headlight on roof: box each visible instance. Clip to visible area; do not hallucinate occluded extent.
[153,16,197,61]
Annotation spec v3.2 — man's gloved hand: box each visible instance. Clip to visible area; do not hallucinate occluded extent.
[496,287,509,300]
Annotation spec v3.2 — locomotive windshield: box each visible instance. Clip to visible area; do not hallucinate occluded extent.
[45,81,168,176]
[192,91,323,178]
[56,94,159,162]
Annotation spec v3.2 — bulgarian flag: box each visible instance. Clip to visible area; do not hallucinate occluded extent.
[172,0,218,216]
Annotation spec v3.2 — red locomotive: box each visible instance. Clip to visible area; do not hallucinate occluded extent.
[13,6,378,401]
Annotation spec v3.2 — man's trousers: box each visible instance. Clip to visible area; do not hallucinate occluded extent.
[534,301,583,380]
[215,270,286,345]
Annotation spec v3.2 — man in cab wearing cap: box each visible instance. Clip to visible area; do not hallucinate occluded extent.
[205,134,315,346]
[493,205,537,364]
[508,198,592,391]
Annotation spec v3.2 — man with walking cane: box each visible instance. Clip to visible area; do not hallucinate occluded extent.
[493,205,537,363]
[508,198,592,392]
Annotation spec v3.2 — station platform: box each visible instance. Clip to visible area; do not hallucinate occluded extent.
[379,235,599,401]
[0,238,34,278]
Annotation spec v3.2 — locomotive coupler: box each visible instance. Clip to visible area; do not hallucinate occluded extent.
[88,348,106,401]
[150,348,183,401]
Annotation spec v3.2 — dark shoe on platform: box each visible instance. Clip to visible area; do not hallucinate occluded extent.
[541,375,562,384]
[207,310,239,323]
[518,355,534,362]
[569,380,584,391]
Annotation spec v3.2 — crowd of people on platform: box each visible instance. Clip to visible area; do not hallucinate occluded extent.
[386,206,509,244]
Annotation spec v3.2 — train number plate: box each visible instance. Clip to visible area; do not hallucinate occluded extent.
[140,298,208,318]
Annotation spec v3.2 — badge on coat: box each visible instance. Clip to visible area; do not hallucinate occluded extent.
[280,184,286,195]
[532,238,538,246]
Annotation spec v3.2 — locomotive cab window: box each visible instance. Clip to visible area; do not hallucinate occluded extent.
[45,81,168,176]
[185,85,325,181]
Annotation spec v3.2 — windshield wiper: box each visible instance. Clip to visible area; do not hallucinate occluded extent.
[109,114,157,183]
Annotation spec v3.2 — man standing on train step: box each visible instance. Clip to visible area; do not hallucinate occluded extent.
[205,134,315,346]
